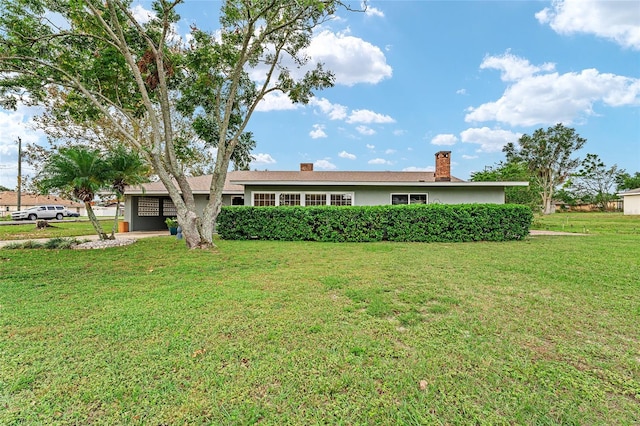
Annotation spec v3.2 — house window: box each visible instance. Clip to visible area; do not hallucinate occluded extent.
[330,193,352,206]
[392,194,409,205]
[254,193,276,206]
[410,194,428,204]
[392,193,428,205]
[252,192,354,206]
[279,193,301,206]
[305,194,326,206]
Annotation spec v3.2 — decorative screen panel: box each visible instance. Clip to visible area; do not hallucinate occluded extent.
[138,197,159,216]
[163,199,177,216]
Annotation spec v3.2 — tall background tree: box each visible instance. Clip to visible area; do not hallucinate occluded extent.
[0,0,355,248]
[504,123,586,214]
[565,154,621,211]
[616,171,640,191]
[470,160,540,208]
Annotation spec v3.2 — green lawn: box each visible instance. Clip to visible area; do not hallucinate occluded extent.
[0,220,115,241]
[531,212,640,235]
[1,216,639,424]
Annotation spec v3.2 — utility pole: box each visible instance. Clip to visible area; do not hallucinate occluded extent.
[17,137,22,211]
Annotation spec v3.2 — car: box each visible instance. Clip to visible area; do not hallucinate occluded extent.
[11,205,71,221]
[67,211,80,217]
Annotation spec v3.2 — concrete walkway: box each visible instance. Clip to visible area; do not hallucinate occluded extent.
[528,230,588,236]
[0,231,169,248]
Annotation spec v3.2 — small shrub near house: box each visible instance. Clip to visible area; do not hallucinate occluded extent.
[217,204,532,242]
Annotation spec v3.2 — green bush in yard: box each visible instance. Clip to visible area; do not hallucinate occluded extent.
[218,204,532,242]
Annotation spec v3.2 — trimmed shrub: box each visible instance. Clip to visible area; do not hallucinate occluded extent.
[217,204,532,243]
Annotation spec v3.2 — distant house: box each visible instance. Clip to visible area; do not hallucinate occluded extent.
[618,188,640,215]
[0,191,84,216]
[123,151,528,231]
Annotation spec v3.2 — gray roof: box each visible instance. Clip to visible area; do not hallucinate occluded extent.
[229,170,464,184]
[125,170,528,195]
[125,174,244,195]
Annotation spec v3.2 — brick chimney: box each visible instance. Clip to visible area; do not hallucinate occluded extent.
[435,151,451,182]
[300,163,314,172]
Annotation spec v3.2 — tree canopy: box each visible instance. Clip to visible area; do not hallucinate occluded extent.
[0,0,354,248]
[616,171,640,192]
[470,160,540,208]
[564,153,621,211]
[504,124,586,214]
[37,146,111,239]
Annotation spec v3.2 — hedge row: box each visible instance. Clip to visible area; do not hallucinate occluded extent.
[217,204,533,242]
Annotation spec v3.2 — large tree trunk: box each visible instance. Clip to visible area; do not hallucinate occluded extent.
[177,208,206,249]
[542,187,554,215]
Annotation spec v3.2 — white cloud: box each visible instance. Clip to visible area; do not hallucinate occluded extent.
[255,92,300,112]
[456,88,467,95]
[363,2,385,18]
[431,134,458,146]
[480,51,555,82]
[466,52,640,126]
[460,127,522,153]
[366,144,375,149]
[309,124,328,139]
[384,149,396,154]
[347,109,396,124]
[131,5,154,24]
[251,153,277,164]
[356,125,376,136]
[393,129,407,136]
[306,30,392,86]
[368,158,392,165]
[310,97,348,120]
[462,154,479,160]
[315,159,337,170]
[536,0,640,50]
[403,166,435,172]
[338,150,356,160]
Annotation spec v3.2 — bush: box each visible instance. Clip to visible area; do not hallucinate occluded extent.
[217,204,532,243]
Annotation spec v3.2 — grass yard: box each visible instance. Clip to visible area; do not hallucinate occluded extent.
[0,220,115,241]
[1,216,639,424]
[531,212,640,235]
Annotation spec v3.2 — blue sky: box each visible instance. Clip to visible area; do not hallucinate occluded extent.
[0,0,638,189]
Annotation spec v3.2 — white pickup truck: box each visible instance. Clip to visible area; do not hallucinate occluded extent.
[11,205,71,221]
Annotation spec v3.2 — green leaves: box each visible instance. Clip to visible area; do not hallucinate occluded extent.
[37,146,106,202]
[217,205,533,243]
[504,124,587,214]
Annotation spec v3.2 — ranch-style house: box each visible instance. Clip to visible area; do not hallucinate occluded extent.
[123,151,529,231]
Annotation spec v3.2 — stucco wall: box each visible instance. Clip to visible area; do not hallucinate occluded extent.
[243,185,505,206]
[124,185,506,231]
[623,194,640,215]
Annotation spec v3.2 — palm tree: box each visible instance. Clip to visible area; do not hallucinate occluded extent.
[37,147,111,240]
[105,146,149,238]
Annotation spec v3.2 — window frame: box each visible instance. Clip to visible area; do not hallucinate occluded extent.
[251,191,355,206]
[390,193,429,205]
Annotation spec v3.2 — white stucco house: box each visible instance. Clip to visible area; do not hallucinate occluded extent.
[618,188,640,215]
[123,151,529,231]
